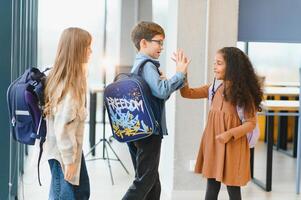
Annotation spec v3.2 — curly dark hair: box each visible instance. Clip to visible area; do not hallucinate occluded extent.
[218,47,263,113]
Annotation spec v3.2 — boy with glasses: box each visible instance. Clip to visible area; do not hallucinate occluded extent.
[122,21,190,200]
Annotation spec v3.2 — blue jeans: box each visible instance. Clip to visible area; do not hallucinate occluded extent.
[48,155,90,200]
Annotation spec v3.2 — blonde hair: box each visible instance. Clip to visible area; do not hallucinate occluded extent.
[44,27,92,116]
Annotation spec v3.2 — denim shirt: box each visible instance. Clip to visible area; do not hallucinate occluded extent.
[131,52,185,135]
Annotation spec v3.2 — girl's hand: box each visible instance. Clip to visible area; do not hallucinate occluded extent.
[216,132,233,144]
[64,163,77,182]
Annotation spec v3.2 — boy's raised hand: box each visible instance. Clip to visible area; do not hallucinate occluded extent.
[172,49,191,75]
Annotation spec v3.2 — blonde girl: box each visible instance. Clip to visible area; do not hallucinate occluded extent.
[44,27,92,200]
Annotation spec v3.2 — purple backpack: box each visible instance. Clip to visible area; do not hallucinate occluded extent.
[7,67,49,185]
[208,79,259,148]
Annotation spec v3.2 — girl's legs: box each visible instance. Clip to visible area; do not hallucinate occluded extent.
[48,159,75,200]
[48,156,90,200]
[205,178,221,200]
[226,185,242,200]
[73,154,90,200]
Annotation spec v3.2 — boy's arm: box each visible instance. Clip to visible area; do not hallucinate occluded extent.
[142,62,185,100]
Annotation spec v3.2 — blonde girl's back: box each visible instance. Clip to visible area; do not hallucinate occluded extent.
[44,27,92,200]
[44,27,92,116]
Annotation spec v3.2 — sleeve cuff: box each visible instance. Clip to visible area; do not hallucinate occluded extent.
[61,152,74,165]
[175,72,185,80]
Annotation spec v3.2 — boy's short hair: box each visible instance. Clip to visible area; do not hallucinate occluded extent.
[131,21,165,50]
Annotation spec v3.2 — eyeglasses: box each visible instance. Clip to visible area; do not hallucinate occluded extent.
[150,40,164,46]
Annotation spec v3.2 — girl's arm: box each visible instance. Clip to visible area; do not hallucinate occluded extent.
[180,82,210,99]
[216,110,257,143]
[54,93,78,165]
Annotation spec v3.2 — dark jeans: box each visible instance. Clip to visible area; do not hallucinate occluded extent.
[205,178,241,200]
[48,154,90,200]
[122,135,162,200]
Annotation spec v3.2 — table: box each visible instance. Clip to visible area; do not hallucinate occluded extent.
[261,100,299,111]
[264,87,299,154]
[264,87,299,97]
[252,100,299,192]
[265,81,300,87]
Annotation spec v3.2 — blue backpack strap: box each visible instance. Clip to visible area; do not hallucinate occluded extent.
[113,60,160,82]
[136,59,161,76]
[19,68,32,83]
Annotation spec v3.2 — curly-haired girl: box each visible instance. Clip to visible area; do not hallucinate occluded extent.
[180,47,263,200]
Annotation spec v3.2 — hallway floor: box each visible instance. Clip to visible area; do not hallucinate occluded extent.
[20,123,301,200]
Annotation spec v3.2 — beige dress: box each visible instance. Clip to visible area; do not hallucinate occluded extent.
[180,83,256,186]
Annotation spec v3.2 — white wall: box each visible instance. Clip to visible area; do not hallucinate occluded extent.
[104,0,122,83]
[157,0,178,195]
[38,0,104,84]
[155,0,209,196]
[105,0,153,84]
[173,0,208,191]
[154,0,239,198]
[205,0,239,83]
[152,0,168,71]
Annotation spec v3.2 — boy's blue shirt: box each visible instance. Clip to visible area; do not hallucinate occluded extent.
[131,52,186,136]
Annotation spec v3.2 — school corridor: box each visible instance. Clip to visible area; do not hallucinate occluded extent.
[1,0,301,199]
[20,123,301,199]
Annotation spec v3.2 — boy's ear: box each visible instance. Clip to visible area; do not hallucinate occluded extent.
[140,39,147,49]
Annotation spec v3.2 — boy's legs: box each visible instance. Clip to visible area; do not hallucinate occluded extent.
[122,135,162,200]
[145,172,161,200]
[127,142,138,172]
[226,185,242,200]
[205,178,221,200]
[73,154,90,200]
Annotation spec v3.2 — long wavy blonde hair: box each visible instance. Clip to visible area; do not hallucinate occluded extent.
[44,27,92,116]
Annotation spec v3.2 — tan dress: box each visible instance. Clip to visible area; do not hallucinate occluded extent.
[180,83,256,186]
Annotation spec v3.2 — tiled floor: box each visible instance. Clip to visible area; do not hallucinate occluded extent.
[20,123,301,200]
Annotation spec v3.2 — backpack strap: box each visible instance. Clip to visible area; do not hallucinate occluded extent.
[25,91,46,186]
[114,60,160,82]
[113,73,131,82]
[36,116,46,186]
[26,67,48,186]
[135,59,161,76]
[208,78,223,106]
[208,79,248,123]
[42,67,51,73]
[19,68,32,83]
[236,106,245,123]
